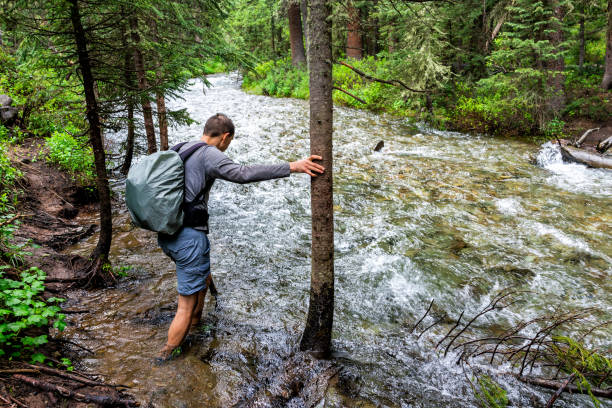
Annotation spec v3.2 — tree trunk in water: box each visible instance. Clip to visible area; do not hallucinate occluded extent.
[156,92,168,150]
[301,0,309,63]
[300,0,334,356]
[602,0,612,90]
[544,0,566,116]
[68,0,112,267]
[129,17,157,154]
[288,2,307,66]
[346,1,362,59]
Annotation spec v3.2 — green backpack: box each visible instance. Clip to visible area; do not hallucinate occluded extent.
[125,142,206,235]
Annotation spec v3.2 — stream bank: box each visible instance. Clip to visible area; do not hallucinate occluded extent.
[1,139,136,407]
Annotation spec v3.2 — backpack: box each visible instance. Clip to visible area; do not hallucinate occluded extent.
[125,142,206,235]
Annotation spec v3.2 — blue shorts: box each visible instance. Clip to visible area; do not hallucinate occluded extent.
[158,227,210,296]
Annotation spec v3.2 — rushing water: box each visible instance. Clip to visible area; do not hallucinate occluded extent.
[63,74,611,407]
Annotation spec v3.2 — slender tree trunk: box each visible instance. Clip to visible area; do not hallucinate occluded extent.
[129,17,157,154]
[300,0,334,356]
[301,0,309,63]
[288,2,307,66]
[544,0,566,116]
[602,0,612,90]
[270,10,276,58]
[579,13,585,70]
[68,0,112,266]
[150,19,168,151]
[156,92,168,150]
[120,52,135,174]
[366,0,380,56]
[346,1,362,59]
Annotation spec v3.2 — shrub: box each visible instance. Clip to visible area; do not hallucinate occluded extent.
[45,124,95,185]
[0,265,66,361]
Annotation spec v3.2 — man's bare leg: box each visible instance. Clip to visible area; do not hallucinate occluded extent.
[190,275,212,331]
[158,293,198,359]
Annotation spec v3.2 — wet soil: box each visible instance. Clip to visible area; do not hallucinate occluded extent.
[1,139,136,407]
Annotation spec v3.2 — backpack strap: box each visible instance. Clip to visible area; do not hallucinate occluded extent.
[170,142,208,162]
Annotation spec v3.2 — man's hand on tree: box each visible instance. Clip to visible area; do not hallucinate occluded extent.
[290,155,325,177]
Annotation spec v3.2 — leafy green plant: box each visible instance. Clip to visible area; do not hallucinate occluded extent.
[0,266,66,360]
[45,125,95,185]
[471,375,509,408]
[551,336,612,408]
[543,119,566,141]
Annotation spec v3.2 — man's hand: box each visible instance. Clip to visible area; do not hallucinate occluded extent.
[290,155,325,177]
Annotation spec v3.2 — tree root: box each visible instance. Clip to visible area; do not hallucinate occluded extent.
[12,374,138,407]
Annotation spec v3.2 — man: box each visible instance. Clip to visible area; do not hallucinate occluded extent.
[156,113,324,361]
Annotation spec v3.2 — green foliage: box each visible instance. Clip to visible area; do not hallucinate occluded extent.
[551,336,612,408]
[543,119,566,140]
[0,43,85,137]
[0,266,66,360]
[471,375,509,408]
[45,125,95,185]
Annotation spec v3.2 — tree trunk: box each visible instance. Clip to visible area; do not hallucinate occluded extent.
[578,13,585,70]
[129,17,157,154]
[68,0,112,266]
[120,55,135,174]
[288,2,307,66]
[365,0,380,56]
[300,0,334,356]
[120,21,135,175]
[301,0,309,63]
[270,9,277,58]
[346,1,362,59]
[544,0,566,116]
[602,0,612,90]
[156,92,168,150]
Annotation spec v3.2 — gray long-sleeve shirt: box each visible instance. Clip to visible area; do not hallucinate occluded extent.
[179,141,291,232]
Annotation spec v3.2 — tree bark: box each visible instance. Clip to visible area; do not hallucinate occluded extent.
[346,1,362,59]
[120,22,135,175]
[300,0,334,356]
[544,0,566,116]
[288,2,307,66]
[602,0,612,90]
[578,13,585,70]
[156,92,168,150]
[301,0,309,63]
[129,17,157,154]
[68,0,112,264]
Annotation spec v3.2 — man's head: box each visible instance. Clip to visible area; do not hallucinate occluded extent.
[202,113,235,152]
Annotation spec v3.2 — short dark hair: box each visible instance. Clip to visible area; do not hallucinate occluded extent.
[203,113,234,137]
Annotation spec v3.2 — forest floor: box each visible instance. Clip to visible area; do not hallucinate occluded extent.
[1,139,137,407]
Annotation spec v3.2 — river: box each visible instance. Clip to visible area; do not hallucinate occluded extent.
[63,74,612,407]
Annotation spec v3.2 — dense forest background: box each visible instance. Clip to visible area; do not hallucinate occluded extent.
[233,0,611,140]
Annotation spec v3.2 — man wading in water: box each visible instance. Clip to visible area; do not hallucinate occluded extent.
[156,113,324,361]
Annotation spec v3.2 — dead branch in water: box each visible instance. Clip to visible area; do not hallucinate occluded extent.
[412,289,612,404]
[411,299,434,333]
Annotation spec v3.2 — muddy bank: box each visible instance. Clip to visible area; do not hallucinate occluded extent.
[2,139,136,407]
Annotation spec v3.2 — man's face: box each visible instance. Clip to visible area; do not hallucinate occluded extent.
[218,132,233,152]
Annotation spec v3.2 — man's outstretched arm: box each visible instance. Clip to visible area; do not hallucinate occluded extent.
[206,148,324,184]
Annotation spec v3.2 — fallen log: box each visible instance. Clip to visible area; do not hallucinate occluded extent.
[574,128,600,147]
[560,145,612,170]
[519,375,612,399]
[597,135,612,154]
[12,374,138,407]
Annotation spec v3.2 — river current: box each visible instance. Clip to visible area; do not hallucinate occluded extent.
[63,74,611,407]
